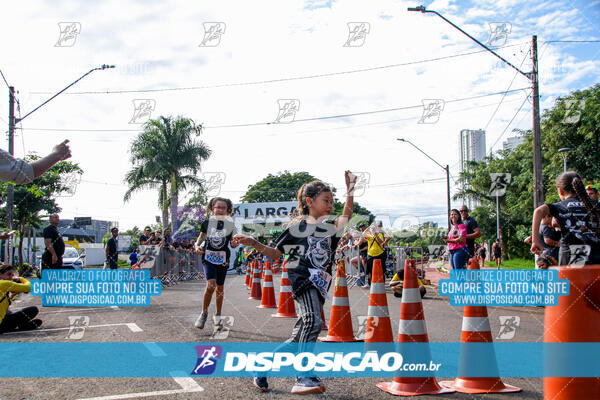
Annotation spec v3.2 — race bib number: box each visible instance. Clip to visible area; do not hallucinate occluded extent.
[308,268,331,299]
[205,250,226,265]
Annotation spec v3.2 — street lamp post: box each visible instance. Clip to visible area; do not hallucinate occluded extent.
[397,138,451,230]
[5,64,114,263]
[407,5,544,209]
[558,148,571,172]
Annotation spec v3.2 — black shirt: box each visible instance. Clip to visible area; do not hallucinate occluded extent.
[547,197,600,264]
[200,217,236,265]
[139,234,150,244]
[540,223,560,259]
[275,219,341,299]
[43,225,65,258]
[463,216,478,255]
[106,237,118,263]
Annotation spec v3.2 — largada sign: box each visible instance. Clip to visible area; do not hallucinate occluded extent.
[233,202,297,234]
[233,202,297,221]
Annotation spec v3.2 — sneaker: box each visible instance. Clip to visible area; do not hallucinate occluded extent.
[291,377,325,394]
[253,377,269,392]
[194,312,208,329]
[213,315,224,331]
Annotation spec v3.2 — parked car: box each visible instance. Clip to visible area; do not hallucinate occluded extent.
[61,246,85,269]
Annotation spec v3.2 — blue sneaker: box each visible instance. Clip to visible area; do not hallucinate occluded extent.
[253,377,268,392]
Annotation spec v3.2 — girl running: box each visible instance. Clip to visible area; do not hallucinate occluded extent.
[194,197,238,331]
[232,171,356,395]
[531,171,600,266]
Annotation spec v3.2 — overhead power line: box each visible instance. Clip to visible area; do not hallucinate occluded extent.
[29,43,528,95]
[20,87,528,132]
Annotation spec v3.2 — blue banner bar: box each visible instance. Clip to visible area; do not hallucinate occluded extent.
[0,342,598,378]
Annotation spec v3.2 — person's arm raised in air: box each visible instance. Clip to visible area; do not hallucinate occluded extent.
[335,170,357,232]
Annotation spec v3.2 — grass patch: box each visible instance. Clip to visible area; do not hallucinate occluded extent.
[484,258,535,269]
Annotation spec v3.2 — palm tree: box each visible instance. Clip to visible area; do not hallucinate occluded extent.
[124,116,211,228]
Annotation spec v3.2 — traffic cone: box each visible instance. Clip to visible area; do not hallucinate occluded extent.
[365,259,393,343]
[258,260,277,309]
[249,260,262,300]
[439,258,521,394]
[272,260,297,318]
[319,260,361,342]
[244,261,252,289]
[377,259,454,396]
[544,265,600,400]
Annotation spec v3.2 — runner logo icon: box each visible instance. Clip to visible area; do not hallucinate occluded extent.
[191,345,222,375]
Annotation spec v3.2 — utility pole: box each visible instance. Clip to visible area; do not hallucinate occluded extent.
[407,6,545,209]
[531,36,544,207]
[6,87,15,264]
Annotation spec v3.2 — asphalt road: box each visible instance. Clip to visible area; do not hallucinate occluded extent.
[0,273,544,400]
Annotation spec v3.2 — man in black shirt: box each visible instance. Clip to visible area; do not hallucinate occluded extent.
[139,226,152,246]
[460,206,481,257]
[42,214,65,269]
[105,227,119,269]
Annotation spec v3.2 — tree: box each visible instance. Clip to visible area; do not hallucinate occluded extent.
[454,83,600,259]
[0,155,83,266]
[241,171,317,203]
[124,116,211,229]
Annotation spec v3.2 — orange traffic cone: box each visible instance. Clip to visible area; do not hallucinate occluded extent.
[249,261,262,301]
[439,258,521,394]
[544,265,600,400]
[258,260,277,309]
[365,259,393,343]
[272,260,297,318]
[377,259,454,396]
[244,261,252,288]
[319,260,361,342]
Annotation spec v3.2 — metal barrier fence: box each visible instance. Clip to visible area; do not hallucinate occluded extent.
[137,246,205,286]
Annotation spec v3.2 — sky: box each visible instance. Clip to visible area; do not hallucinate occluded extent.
[0,0,598,232]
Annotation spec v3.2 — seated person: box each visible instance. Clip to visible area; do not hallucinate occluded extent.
[389,269,426,298]
[0,265,42,333]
